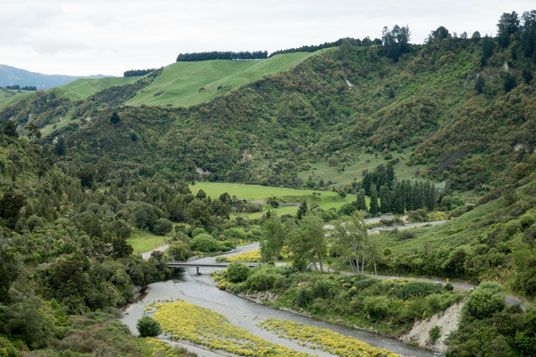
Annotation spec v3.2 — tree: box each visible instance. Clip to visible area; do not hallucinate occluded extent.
[26,122,41,141]
[333,212,368,273]
[379,185,391,213]
[168,241,192,261]
[497,11,520,48]
[137,316,162,337]
[54,136,65,156]
[226,262,250,283]
[152,218,173,235]
[481,36,495,64]
[522,68,533,84]
[356,189,367,211]
[0,190,26,220]
[296,201,308,219]
[288,214,326,271]
[429,26,450,41]
[369,186,379,214]
[503,72,517,92]
[260,214,286,262]
[382,25,411,62]
[2,121,18,138]
[112,236,133,258]
[110,112,121,125]
[464,283,505,319]
[195,189,207,200]
[392,183,405,214]
[475,75,485,93]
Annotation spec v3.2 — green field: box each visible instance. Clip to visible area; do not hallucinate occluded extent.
[297,149,425,188]
[189,182,359,219]
[51,76,138,100]
[0,88,34,110]
[126,50,329,107]
[374,198,503,256]
[126,230,169,254]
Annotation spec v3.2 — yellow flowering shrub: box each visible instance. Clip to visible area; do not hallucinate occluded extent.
[144,337,188,356]
[227,249,262,262]
[152,300,311,356]
[260,318,398,357]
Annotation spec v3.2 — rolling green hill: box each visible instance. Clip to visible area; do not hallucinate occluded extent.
[0,88,34,110]
[126,51,328,107]
[50,76,138,100]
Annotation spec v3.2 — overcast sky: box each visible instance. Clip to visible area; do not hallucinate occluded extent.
[1,0,534,76]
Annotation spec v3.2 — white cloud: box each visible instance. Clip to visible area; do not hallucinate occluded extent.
[0,0,534,76]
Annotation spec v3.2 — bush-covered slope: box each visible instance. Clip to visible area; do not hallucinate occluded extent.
[33,35,534,193]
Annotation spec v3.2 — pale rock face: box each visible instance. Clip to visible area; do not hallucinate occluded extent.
[401,301,465,353]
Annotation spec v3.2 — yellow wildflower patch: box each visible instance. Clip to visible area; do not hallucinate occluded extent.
[227,249,262,262]
[260,318,399,357]
[144,337,185,356]
[152,300,310,356]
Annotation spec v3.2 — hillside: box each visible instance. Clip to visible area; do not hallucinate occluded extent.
[125,51,327,107]
[0,88,34,110]
[11,34,530,194]
[0,64,106,90]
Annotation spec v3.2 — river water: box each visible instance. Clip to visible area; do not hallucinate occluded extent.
[120,244,439,357]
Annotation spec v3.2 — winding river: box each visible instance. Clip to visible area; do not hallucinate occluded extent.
[120,243,441,357]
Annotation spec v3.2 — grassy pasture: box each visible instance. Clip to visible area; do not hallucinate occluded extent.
[189,182,358,219]
[0,88,34,110]
[297,149,424,189]
[51,76,138,100]
[126,50,329,107]
[126,230,169,254]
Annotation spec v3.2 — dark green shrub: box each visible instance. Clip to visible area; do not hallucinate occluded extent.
[168,241,192,261]
[520,214,535,228]
[0,335,17,357]
[505,220,521,237]
[397,281,442,299]
[430,326,441,343]
[227,262,250,283]
[464,282,505,319]
[311,278,336,299]
[296,287,313,307]
[246,267,283,291]
[191,227,206,237]
[189,233,220,252]
[151,218,173,235]
[363,296,390,320]
[219,241,236,252]
[136,316,161,337]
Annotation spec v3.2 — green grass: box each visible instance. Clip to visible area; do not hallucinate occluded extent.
[126,50,329,107]
[40,115,80,137]
[297,149,424,189]
[126,230,169,254]
[189,182,360,219]
[51,76,138,100]
[0,88,34,110]
[374,198,504,255]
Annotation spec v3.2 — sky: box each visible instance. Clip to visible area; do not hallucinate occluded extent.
[0,0,534,76]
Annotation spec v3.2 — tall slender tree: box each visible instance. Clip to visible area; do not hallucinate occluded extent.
[369,186,379,214]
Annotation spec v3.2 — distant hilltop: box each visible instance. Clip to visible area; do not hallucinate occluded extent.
[0,64,108,90]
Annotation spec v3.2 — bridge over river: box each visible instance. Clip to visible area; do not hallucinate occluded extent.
[167,261,258,275]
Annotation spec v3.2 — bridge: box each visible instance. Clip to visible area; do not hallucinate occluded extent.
[167,262,259,275]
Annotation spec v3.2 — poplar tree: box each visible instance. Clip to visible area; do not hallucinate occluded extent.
[356,189,368,211]
[379,185,391,213]
[369,186,379,214]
